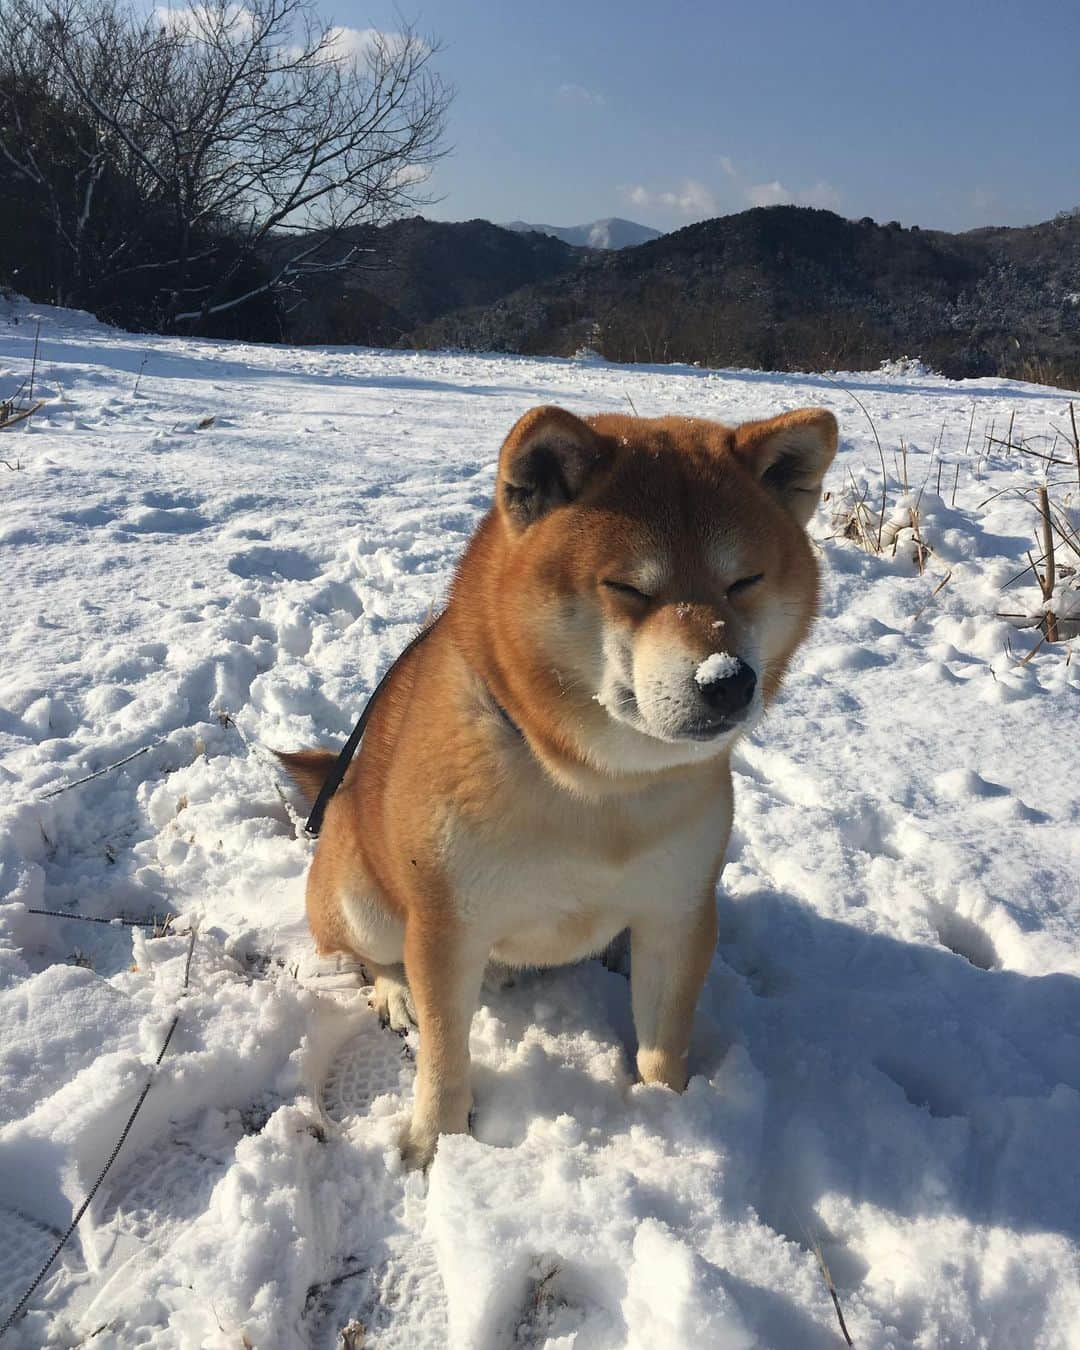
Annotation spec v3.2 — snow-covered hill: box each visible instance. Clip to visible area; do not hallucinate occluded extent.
[0,297,1078,1349]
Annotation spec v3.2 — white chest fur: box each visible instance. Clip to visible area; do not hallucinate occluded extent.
[447,750,733,969]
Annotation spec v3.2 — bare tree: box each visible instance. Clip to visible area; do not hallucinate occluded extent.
[0,1,133,302]
[0,0,451,328]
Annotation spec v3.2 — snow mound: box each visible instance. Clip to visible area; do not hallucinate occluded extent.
[876,354,938,377]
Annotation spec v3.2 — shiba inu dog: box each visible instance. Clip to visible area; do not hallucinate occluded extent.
[281,404,837,1168]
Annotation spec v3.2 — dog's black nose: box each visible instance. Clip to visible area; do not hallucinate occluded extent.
[697,657,757,718]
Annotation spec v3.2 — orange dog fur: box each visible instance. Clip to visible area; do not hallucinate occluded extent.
[281,404,837,1168]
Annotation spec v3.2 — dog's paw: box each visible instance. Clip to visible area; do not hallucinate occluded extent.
[399,1121,438,1172]
[636,1046,688,1092]
[370,973,416,1033]
[295,950,366,991]
[399,1089,473,1170]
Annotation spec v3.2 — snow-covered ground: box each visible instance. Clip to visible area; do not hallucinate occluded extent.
[1,295,1078,1349]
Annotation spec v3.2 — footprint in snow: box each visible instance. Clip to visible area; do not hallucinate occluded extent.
[320,1020,414,1126]
[875,1057,968,1118]
[934,768,1009,801]
[123,506,208,534]
[140,489,203,511]
[0,1206,65,1328]
[799,643,891,676]
[227,546,322,582]
[933,768,1047,822]
[57,504,121,527]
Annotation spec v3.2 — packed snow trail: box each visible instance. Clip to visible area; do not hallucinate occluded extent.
[0,297,1078,1348]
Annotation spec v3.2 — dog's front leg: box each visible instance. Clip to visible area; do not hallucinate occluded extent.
[630,893,718,1090]
[401,917,487,1170]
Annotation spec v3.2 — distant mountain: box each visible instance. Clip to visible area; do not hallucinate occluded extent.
[289,216,584,346]
[412,206,1080,383]
[504,218,663,250]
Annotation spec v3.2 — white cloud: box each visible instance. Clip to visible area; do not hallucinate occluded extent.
[664,179,717,215]
[745,178,841,211]
[625,178,717,217]
[154,4,255,37]
[624,170,840,223]
[325,25,378,58]
[155,11,424,64]
[557,83,605,108]
[388,161,430,190]
[325,26,428,62]
[746,179,793,208]
[798,179,842,211]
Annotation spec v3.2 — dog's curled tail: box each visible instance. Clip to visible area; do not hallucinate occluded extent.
[275,749,337,805]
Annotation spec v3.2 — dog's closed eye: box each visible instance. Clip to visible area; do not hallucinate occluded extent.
[602,578,651,602]
[727,573,764,597]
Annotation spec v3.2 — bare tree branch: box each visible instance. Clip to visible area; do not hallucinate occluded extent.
[0,0,451,326]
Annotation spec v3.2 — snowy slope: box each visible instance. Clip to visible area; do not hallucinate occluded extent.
[0,297,1078,1349]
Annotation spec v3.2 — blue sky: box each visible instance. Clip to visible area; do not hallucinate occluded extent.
[340,0,1080,234]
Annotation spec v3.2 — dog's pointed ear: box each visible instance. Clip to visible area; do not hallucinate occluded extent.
[734,408,838,527]
[497,406,605,531]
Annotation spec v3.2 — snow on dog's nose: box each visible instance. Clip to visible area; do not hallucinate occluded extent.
[695,652,757,721]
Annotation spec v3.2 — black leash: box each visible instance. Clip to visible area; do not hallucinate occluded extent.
[304,616,441,838]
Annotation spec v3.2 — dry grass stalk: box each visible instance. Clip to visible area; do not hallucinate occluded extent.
[0,398,44,432]
[0,332,44,434]
[806,1229,855,1347]
[1036,485,1059,642]
[823,377,889,549]
[1048,504,1080,562]
[999,485,1078,644]
[910,502,929,574]
[830,472,879,554]
[26,320,40,420]
[1070,402,1080,490]
[1020,632,1048,666]
[1002,546,1054,592]
[913,568,953,622]
[985,433,1071,466]
[964,403,976,456]
[978,417,995,476]
[28,907,175,933]
[39,742,157,799]
[879,500,929,573]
